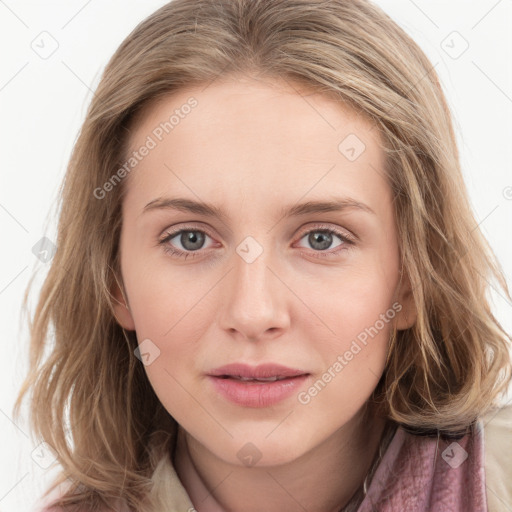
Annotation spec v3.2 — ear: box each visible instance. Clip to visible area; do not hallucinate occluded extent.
[111,275,136,331]
[393,269,417,331]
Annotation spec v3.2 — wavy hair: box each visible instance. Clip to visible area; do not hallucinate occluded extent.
[15,0,512,509]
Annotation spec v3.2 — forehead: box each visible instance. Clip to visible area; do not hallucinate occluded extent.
[122,75,389,217]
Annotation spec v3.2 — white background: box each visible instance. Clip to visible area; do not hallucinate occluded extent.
[1,1,511,510]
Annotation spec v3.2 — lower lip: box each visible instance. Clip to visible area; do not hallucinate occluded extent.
[208,375,309,408]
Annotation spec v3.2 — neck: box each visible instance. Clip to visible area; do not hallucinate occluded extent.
[173,406,387,512]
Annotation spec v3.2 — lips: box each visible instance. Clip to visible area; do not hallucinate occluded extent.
[207,363,310,407]
[220,375,289,382]
[208,362,308,380]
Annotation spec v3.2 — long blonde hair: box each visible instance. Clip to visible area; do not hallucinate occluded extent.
[15,0,512,509]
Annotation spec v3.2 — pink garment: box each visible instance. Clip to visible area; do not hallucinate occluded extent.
[37,421,487,511]
[358,420,487,511]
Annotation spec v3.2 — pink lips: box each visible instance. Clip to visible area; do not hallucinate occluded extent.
[207,363,310,408]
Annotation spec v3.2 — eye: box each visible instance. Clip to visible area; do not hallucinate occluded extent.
[158,226,216,260]
[295,225,355,258]
[158,223,356,260]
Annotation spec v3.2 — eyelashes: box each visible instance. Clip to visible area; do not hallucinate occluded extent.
[157,223,356,261]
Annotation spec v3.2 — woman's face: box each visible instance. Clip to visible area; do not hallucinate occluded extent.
[113,74,416,466]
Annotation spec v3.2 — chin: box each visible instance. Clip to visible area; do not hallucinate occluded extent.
[215,432,311,468]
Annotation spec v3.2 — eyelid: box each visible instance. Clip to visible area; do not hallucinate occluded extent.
[159,221,215,240]
[158,222,218,250]
[295,222,356,244]
[159,223,354,244]
[158,221,356,258]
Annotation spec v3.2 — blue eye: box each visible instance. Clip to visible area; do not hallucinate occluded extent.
[295,227,355,259]
[159,228,214,259]
[158,224,355,260]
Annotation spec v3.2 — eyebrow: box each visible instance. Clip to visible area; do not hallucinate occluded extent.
[142,196,375,220]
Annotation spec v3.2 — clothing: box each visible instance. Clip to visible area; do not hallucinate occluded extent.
[36,405,512,512]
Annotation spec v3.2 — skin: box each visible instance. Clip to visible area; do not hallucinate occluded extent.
[113,73,417,512]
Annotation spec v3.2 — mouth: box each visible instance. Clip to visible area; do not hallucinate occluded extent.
[207,363,310,407]
[208,362,309,380]
[215,375,299,382]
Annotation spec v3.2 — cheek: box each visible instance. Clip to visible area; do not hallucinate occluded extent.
[121,252,212,403]
[122,249,209,337]
[294,255,397,399]
[301,257,398,348]
[143,345,198,418]
[295,278,393,422]
[123,231,398,421]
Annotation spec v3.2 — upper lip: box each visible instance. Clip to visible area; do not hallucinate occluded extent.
[208,363,309,379]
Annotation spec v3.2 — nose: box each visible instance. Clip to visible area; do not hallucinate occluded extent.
[218,241,291,342]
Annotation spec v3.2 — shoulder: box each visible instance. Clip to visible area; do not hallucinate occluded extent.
[481,404,512,512]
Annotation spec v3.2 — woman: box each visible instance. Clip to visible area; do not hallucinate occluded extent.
[16,0,512,510]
